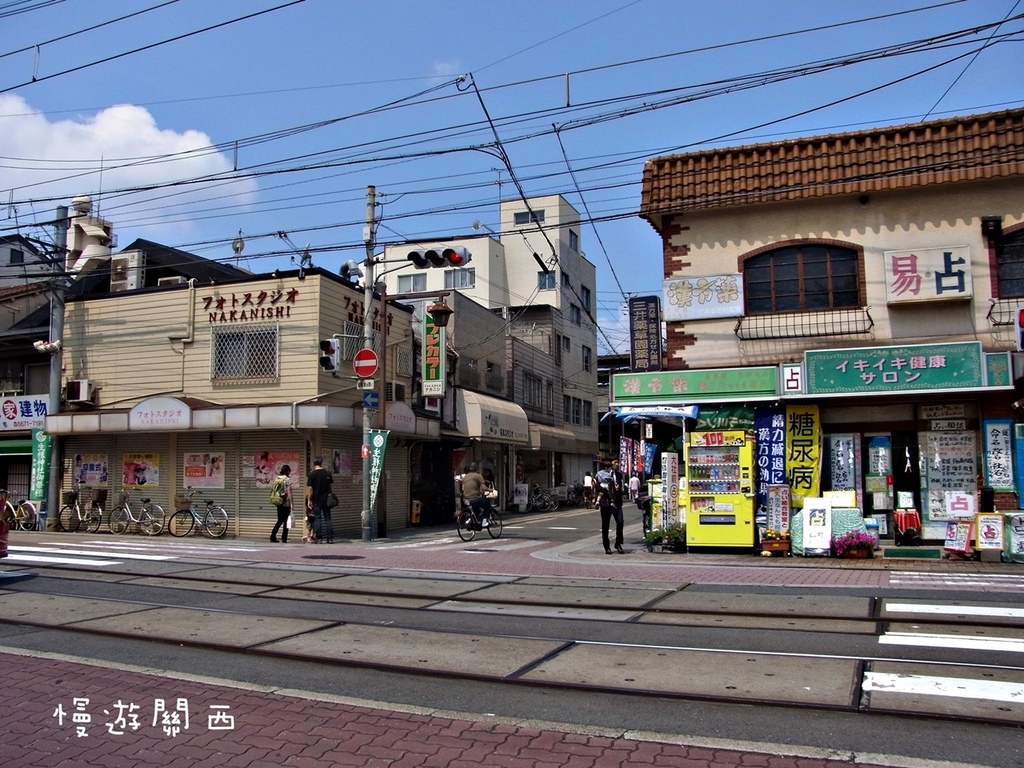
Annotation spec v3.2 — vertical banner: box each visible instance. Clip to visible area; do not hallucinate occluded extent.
[1016,425,1024,508]
[627,296,662,372]
[643,442,658,476]
[367,429,390,512]
[619,436,632,476]
[421,312,447,396]
[983,419,1014,491]
[661,451,679,527]
[754,406,786,510]
[786,405,821,507]
[802,497,831,554]
[30,428,50,501]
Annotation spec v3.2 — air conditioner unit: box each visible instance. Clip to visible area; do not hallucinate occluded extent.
[157,276,188,286]
[65,379,95,404]
[110,250,145,292]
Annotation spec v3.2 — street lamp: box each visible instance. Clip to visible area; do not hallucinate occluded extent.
[425,297,453,328]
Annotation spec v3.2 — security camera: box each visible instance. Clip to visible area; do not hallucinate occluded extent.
[33,339,62,353]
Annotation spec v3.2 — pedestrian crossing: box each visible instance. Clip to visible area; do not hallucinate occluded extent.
[4,539,262,567]
[889,571,1024,592]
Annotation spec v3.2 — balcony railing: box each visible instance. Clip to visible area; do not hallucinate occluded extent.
[735,307,874,341]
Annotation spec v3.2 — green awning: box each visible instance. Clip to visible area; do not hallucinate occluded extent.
[0,439,33,456]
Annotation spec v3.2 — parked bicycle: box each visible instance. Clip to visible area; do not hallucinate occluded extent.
[1,489,37,531]
[109,490,165,536]
[527,483,558,513]
[456,499,503,542]
[169,488,228,538]
[58,487,106,533]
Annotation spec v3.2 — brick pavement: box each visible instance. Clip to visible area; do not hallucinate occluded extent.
[0,648,916,768]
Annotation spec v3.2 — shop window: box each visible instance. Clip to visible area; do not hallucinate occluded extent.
[996,228,1024,298]
[743,244,860,315]
[211,324,278,380]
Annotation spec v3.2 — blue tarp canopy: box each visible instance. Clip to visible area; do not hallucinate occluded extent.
[603,405,699,424]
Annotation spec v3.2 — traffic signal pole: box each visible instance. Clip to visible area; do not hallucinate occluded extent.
[361,185,377,541]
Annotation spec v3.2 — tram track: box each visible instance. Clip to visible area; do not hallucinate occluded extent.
[2,564,1023,728]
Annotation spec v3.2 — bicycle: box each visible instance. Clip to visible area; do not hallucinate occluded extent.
[1,490,37,531]
[169,488,229,538]
[456,498,503,542]
[108,490,165,536]
[58,488,106,533]
[527,483,558,513]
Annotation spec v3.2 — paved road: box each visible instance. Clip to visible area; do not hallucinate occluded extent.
[1,517,1021,768]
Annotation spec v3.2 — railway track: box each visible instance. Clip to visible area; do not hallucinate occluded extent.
[3,561,1023,729]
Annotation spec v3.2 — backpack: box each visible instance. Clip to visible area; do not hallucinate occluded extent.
[269,476,286,506]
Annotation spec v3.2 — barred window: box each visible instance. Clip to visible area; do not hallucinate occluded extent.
[997,229,1024,298]
[211,324,278,380]
[744,244,859,315]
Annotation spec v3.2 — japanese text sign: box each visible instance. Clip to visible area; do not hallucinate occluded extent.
[612,366,777,404]
[754,407,786,510]
[628,295,662,372]
[663,274,744,320]
[884,246,972,303]
[786,404,820,507]
[421,312,446,396]
[983,419,1014,492]
[805,342,982,395]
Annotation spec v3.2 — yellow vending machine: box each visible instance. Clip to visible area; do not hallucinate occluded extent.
[683,430,756,548]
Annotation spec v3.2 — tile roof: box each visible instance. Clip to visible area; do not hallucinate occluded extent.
[640,107,1024,228]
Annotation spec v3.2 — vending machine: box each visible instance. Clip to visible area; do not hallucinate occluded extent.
[682,430,756,548]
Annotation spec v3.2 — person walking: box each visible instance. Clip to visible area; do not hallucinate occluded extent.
[460,462,493,528]
[595,457,625,554]
[628,473,640,502]
[305,456,334,543]
[582,471,594,508]
[269,465,293,543]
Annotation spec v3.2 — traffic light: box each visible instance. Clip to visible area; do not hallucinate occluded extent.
[407,246,472,269]
[319,339,340,374]
[1017,308,1024,352]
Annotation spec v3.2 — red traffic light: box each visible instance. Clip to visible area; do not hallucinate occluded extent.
[407,246,472,269]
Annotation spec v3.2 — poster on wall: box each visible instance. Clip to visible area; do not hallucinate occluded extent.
[661,452,679,527]
[786,405,820,508]
[122,453,159,488]
[983,419,1014,492]
[766,484,790,533]
[242,451,302,487]
[183,452,225,489]
[919,431,976,521]
[331,449,353,477]
[73,453,109,485]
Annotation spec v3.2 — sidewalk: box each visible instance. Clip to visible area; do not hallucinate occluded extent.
[0,647,945,768]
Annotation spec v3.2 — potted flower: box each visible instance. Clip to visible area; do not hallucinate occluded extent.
[644,522,686,552]
[831,529,875,558]
[760,527,791,555]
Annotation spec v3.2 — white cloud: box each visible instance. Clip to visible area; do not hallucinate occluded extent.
[0,94,257,239]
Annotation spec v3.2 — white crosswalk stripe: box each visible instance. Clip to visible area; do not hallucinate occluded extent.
[889,571,1024,591]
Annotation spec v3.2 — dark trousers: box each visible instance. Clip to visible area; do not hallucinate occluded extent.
[313,501,333,542]
[271,505,290,542]
[601,504,624,550]
[469,496,492,523]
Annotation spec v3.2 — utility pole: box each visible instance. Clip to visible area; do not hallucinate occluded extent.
[360,185,377,541]
[46,206,68,528]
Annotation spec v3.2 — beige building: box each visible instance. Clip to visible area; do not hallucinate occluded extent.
[45,267,431,539]
[624,108,1024,541]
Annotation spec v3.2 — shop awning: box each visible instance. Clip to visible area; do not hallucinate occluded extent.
[603,405,699,425]
[456,390,529,445]
[529,423,576,452]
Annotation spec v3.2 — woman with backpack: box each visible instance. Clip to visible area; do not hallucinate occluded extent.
[269,465,293,543]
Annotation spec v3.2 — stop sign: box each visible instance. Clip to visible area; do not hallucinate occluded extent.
[352,348,379,378]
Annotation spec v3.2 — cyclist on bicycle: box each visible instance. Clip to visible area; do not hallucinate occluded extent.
[460,462,493,528]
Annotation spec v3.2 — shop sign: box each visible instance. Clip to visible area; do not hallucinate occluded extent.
[663,274,744,320]
[385,401,417,433]
[698,405,754,430]
[202,287,298,323]
[804,342,983,395]
[828,433,862,510]
[920,404,965,419]
[1007,513,1024,559]
[883,246,971,303]
[129,396,191,430]
[931,419,966,431]
[1016,425,1024,508]
[983,419,1014,491]
[781,364,803,394]
[766,484,790,532]
[802,497,831,554]
[0,395,47,431]
[944,521,973,553]
[986,352,1011,387]
[690,430,745,447]
[975,514,1004,550]
[627,296,662,372]
[755,407,786,510]
[421,311,446,396]
[612,366,777,404]
[944,490,975,519]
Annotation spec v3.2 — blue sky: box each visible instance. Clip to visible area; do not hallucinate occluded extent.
[2,0,1023,353]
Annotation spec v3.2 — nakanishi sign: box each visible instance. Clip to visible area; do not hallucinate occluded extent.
[202,287,299,324]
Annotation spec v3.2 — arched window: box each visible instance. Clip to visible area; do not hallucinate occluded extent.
[744,244,860,315]
[997,228,1024,298]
